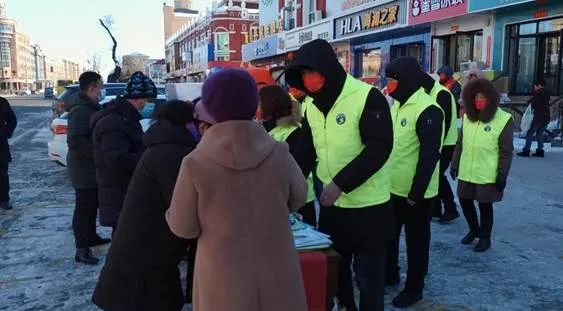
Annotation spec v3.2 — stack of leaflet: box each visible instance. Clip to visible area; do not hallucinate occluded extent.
[289,213,332,251]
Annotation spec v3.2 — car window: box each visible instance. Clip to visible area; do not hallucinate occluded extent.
[58,87,79,100]
[105,87,126,96]
[157,87,165,95]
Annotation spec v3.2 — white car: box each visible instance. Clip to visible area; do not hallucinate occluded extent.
[47,100,161,167]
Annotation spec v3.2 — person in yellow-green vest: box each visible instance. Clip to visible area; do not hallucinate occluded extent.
[259,85,317,227]
[384,57,444,308]
[421,73,461,223]
[451,79,514,253]
[286,39,395,311]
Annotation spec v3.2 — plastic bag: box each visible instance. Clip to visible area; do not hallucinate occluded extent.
[520,104,533,136]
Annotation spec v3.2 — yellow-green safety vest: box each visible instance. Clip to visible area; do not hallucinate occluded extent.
[389,87,444,199]
[305,75,391,208]
[430,82,458,146]
[268,125,316,203]
[458,109,512,184]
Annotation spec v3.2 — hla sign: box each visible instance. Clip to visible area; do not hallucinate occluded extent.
[335,2,405,39]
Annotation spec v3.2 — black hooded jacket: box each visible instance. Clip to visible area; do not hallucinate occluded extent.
[92,119,195,311]
[90,96,144,227]
[385,57,444,201]
[285,39,393,195]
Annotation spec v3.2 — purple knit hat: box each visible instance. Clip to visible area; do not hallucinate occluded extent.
[195,69,259,125]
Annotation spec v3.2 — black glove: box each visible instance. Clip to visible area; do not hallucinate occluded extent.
[449,168,457,180]
[495,174,507,192]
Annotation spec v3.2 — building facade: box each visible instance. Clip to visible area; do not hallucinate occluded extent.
[164,0,259,82]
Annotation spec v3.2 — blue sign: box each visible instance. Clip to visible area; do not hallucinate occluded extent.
[242,35,280,62]
[468,0,534,12]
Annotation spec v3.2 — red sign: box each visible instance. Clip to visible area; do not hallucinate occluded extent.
[534,9,548,19]
[409,0,468,25]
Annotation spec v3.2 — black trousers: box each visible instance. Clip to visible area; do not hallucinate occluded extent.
[437,145,456,215]
[185,239,197,303]
[385,195,432,293]
[0,164,10,203]
[460,199,494,238]
[299,201,317,228]
[72,188,99,248]
[319,203,391,311]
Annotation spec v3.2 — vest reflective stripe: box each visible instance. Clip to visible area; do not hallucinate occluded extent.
[268,125,315,203]
[458,109,512,184]
[430,82,458,146]
[305,75,390,208]
[389,88,444,198]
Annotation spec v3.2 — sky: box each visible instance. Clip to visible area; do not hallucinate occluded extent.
[4,0,213,77]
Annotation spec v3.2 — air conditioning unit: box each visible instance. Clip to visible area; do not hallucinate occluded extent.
[459,61,485,72]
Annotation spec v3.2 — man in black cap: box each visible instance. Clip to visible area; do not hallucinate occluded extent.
[90,71,156,232]
[384,57,444,308]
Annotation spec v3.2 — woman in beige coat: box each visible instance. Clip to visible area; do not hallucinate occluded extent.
[166,69,308,311]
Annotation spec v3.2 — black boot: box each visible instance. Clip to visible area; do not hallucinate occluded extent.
[474,238,491,252]
[461,231,479,245]
[392,290,423,308]
[517,149,530,157]
[532,150,545,157]
[0,201,12,210]
[89,235,111,247]
[439,211,460,224]
[385,272,401,286]
[75,248,99,265]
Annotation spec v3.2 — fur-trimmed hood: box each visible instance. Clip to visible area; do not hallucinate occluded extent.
[276,100,302,127]
[462,78,500,123]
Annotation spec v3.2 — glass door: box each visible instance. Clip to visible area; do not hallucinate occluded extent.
[515,37,538,94]
[538,33,561,93]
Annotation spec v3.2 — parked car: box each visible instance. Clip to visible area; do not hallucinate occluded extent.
[47,95,165,166]
[15,89,32,96]
[51,83,165,118]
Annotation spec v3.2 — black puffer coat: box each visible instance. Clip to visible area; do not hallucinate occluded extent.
[66,92,100,189]
[90,97,144,227]
[92,119,196,311]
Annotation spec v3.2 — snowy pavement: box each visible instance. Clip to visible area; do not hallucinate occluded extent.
[1,105,563,311]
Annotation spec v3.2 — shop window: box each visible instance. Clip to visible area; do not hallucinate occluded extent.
[361,49,381,78]
[432,31,483,72]
[519,22,537,35]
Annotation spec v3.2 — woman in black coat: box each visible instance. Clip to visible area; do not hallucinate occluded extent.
[92,100,198,311]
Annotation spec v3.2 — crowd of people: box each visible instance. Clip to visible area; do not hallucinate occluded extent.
[57,38,544,311]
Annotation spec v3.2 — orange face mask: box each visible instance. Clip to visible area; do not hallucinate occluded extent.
[387,80,399,94]
[475,98,488,110]
[302,72,326,93]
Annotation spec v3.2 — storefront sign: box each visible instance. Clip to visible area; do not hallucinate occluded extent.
[334,0,407,40]
[242,35,282,62]
[285,20,333,51]
[468,0,534,12]
[409,0,468,25]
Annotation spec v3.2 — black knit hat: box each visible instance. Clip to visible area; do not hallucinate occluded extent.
[124,71,157,99]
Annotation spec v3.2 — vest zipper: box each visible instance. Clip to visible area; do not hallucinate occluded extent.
[470,121,480,182]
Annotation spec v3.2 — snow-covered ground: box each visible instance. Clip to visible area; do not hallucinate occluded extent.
[1,106,562,311]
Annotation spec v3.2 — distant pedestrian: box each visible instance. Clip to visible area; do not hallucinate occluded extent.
[437,66,462,104]
[0,96,17,211]
[260,85,316,226]
[93,100,197,311]
[66,71,110,265]
[518,79,551,158]
[90,71,156,231]
[166,69,308,311]
[451,79,514,252]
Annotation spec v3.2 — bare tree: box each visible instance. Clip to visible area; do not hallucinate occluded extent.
[86,52,102,73]
[100,15,121,82]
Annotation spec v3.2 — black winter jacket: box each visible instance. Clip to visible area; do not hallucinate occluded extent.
[0,97,17,165]
[90,97,144,227]
[92,120,196,311]
[530,87,551,125]
[66,92,100,189]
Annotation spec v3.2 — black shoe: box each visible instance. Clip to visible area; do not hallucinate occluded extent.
[89,235,111,247]
[461,231,479,245]
[75,248,99,265]
[517,150,530,157]
[385,273,401,286]
[0,201,12,210]
[392,290,423,308]
[438,212,460,224]
[474,238,491,252]
[532,150,545,157]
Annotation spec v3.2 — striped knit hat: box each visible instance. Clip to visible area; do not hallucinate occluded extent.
[123,71,157,99]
